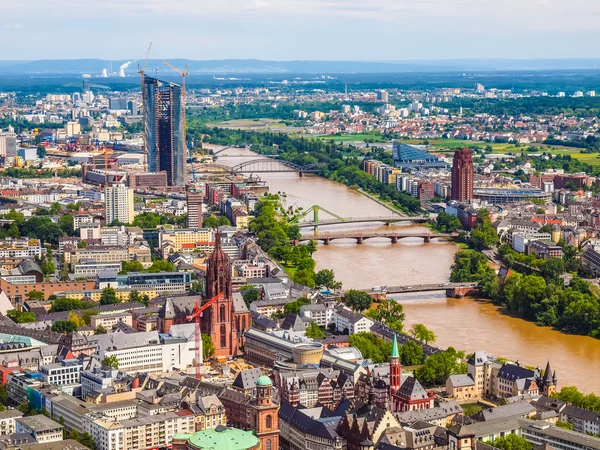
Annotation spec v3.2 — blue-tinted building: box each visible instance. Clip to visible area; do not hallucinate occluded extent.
[143,76,186,186]
[392,142,449,170]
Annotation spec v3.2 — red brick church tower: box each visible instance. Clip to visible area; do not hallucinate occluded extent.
[250,375,279,450]
[203,229,237,358]
[389,334,401,397]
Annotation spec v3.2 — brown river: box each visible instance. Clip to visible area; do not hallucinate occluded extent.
[215,147,600,394]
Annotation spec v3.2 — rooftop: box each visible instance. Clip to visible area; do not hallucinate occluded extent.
[176,425,259,450]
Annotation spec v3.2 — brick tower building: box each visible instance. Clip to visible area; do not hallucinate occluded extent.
[250,375,279,450]
[203,229,244,358]
[389,334,401,397]
[451,148,474,201]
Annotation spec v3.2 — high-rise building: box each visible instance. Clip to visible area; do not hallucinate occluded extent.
[451,148,474,201]
[105,184,135,224]
[0,130,17,157]
[377,90,389,102]
[109,97,127,110]
[186,189,204,228]
[143,76,186,186]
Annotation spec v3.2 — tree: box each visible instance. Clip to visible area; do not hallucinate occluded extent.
[468,209,499,250]
[128,290,143,303]
[17,400,33,416]
[292,268,316,288]
[7,310,36,323]
[435,212,462,233]
[99,287,119,305]
[409,324,437,345]
[52,320,77,333]
[241,288,260,307]
[121,260,145,273]
[94,325,108,335]
[399,341,424,366]
[204,215,230,228]
[489,434,533,450]
[365,298,405,333]
[349,333,392,363]
[82,310,99,325]
[344,290,373,312]
[0,385,8,405]
[283,298,311,316]
[314,269,342,290]
[101,355,119,369]
[146,260,175,273]
[58,214,75,236]
[26,290,44,301]
[541,257,565,282]
[37,145,46,159]
[51,298,84,312]
[556,421,574,431]
[305,322,326,339]
[416,347,467,387]
[68,312,86,327]
[202,334,215,360]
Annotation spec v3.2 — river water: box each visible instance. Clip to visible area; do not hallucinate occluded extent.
[215,147,600,394]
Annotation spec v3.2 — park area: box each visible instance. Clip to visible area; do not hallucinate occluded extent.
[207,118,303,132]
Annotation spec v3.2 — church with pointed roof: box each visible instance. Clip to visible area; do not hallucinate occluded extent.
[389,334,435,413]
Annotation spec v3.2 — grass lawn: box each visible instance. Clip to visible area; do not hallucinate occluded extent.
[281,263,297,278]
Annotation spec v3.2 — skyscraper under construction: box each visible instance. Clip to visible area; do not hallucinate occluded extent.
[143,76,186,186]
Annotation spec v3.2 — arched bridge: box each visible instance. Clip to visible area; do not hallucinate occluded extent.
[295,231,455,245]
[197,158,322,175]
[297,216,427,228]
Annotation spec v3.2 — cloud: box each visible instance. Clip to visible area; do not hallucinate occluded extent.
[4,24,24,30]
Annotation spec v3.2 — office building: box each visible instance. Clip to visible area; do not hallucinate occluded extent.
[143,76,186,186]
[128,171,168,189]
[451,148,474,201]
[392,142,449,169]
[109,97,128,110]
[105,184,134,225]
[377,90,389,102]
[0,131,17,157]
[187,189,204,228]
[16,415,63,444]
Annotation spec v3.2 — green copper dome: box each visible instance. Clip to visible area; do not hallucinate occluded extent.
[256,375,272,386]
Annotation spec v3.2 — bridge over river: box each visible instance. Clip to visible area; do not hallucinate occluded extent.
[297,231,455,244]
[360,282,479,299]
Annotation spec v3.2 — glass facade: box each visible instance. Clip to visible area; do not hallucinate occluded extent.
[143,76,186,186]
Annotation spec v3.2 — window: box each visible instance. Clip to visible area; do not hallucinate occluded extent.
[266,440,272,450]
[266,415,272,429]
[220,304,226,323]
[220,324,227,348]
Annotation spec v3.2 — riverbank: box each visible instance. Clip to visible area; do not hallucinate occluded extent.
[355,188,408,215]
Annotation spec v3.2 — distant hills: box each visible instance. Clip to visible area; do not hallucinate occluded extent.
[1,58,600,75]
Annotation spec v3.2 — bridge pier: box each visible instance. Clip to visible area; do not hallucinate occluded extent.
[299,171,304,178]
[356,237,363,244]
[424,236,431,243]
[323,238,330,245]
[390,236,398,244]
[446,287,480,298]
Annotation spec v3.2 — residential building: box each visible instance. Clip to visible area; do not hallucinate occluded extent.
[446,374,476,401]
[279,402,346,450]
[16,415,63,444]
[333,306,374,335]
[89,312,133,330]
[447,416,522,450]
[0,238,42,258]
[451,148,474,201]
[0,131,17,157]
[512,232,552,253]
[39,359,83,393]
[80,368,119,400]
[104,184,134,225]
[0,410,23,435]
[520,418,600,450]
[527,240,563,259]
[561,405,600,435]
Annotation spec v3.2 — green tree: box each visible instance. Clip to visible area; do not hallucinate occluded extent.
[101,355,119,369]
[51,298,84,312]
[556,421,574,430]
[203,215,230,228]
[314,269,342,290]
[344,290,373,312]
[37,145,47,159]
[7,310,36,323]
[202,334,215,360]
[121,260,145,273]
[52,320,77,333]
[82,310,99,325]
[416,347,467,387]
[58,214,75,236]
[128,290,143,303]
[305,322,326,339]
[541,258,565,282]
[489,434,533,450]
[17,400,33,416]
[0,385,8,405]
[365,298,405,333]
[283,298,311,316]
[26,290,44,301]
[409,323,437,345]
[468,209,499,250]
[435,212,462,233]
[349,333,392,363]
[99,287,119,305]
[399,341,424,366]
[146,260,175,273]
[241,288,260,307]
[94,325,108,335]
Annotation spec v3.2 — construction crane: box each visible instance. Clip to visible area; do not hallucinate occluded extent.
[138,42,152,170]
[186,292,224,379]
[161,60,189,182]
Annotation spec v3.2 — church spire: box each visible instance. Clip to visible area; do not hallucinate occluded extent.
[391,334,399,359]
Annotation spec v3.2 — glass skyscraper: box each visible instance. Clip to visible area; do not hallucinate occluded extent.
[143,76,186,186]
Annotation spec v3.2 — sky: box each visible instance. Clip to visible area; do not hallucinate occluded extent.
[1,0,599,60]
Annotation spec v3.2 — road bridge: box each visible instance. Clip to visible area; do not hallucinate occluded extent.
[296,231,455,245]
[296,216,427,228]
[360,282,479,299]
[196,158,322,176]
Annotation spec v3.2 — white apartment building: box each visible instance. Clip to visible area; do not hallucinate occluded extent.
[40,359,82,387]
[333,306,374,335]
[105,184,134,225]
[512,232,552,253]
[80,368,119,400]
[0,410,23,435]
[0,238,42,258]
[96,326,196,375]
[16,415,64,443]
